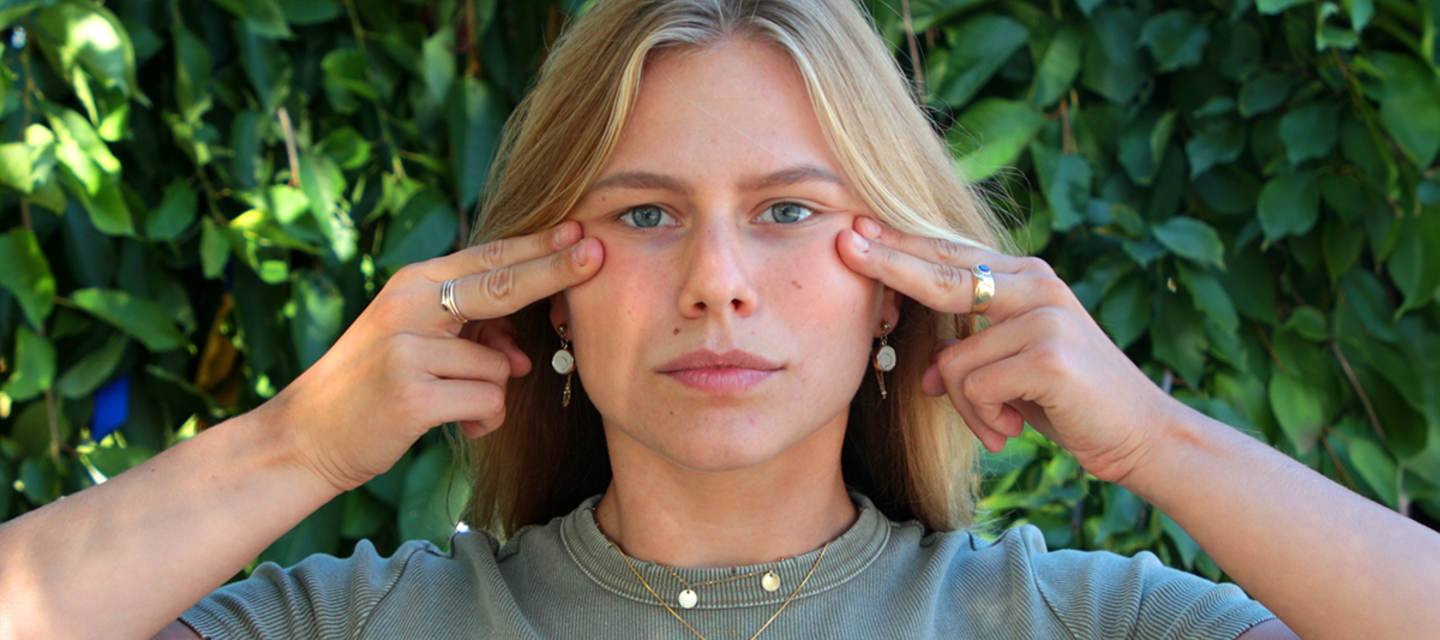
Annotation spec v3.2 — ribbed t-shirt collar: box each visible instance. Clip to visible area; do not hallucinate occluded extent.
[560,490,889,609]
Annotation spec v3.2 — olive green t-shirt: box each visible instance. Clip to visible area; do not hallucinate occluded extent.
[180,491,1275,639]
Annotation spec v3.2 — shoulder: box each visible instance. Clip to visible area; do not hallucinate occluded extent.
[897,523,1275,640]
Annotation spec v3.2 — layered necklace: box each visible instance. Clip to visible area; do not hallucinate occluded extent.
[601,534,831,640]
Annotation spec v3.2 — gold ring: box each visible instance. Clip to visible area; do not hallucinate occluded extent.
[440,279,470,324]
[971,264,994,315]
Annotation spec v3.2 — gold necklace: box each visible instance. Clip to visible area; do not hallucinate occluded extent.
[663,562,781,609]
[605,538,831,640]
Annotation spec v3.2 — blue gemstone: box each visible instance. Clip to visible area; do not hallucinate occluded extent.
[976,264,991,274]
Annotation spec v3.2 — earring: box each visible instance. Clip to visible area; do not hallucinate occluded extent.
[552,324,575,407]
[873,322,896,400]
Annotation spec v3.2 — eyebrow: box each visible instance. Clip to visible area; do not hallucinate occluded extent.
[585,164,846,196]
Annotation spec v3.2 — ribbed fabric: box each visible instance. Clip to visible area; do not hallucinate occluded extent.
[180,491,1276,639]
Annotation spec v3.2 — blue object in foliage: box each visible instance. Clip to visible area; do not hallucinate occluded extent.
[92,374,131,442]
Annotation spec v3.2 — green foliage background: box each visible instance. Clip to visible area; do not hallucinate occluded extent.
[0,0,1436,584]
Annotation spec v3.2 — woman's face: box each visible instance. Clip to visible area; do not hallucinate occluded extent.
[553,37,899,472]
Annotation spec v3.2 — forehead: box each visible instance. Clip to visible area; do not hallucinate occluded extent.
[598,37,841,183]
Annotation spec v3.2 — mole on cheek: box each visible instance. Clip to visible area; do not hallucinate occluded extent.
[791,280,803,290]
[673,327,680,335]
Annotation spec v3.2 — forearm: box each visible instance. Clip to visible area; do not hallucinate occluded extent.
[0,405,342,640]
[1120,403,1440,640]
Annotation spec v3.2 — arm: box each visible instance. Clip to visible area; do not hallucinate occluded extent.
[837,217,1440,640]
[0,405,340,640]
[1116,401,1440,640]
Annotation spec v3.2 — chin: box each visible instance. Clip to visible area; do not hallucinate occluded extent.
[651,418,808,473]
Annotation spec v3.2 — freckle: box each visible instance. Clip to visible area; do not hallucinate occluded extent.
[673,327,680,335]
[791,280,803,290]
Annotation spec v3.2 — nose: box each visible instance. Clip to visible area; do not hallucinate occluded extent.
[676,214,758,319]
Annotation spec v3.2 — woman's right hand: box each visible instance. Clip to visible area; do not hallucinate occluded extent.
[259,221,603,494]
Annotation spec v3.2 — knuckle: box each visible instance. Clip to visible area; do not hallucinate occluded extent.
[960,372,985,400]
[477,267,515,302]
[932,237,964,264]
[931,262,964,294]
[478,239,507,270]
[1023,256,1056,276]
[1032,341,1069,376]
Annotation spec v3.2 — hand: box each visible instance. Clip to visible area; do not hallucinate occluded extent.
[836,216,1178,484]
[260,221,604,493]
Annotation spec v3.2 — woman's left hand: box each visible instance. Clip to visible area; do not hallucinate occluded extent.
[837,216,1182,484]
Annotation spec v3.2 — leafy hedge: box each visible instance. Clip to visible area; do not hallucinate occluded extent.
[0,0,1435,584]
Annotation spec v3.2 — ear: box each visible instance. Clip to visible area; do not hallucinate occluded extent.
[549,291,570,334]
[877,285,901,336]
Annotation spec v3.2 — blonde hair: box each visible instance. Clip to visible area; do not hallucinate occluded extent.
[455,0,1018,539]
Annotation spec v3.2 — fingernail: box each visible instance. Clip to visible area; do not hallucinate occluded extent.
[850,231,869,253]
[572,239,590,266]
[856,217,881,239]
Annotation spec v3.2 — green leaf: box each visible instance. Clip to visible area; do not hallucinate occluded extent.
[1347,436,1398,507]
[1138,10,1209,72]
[1279,102,1340,164]
[200,218,231,281]
[1152,288,1209,387]
[1185,115,1246,179]
[1099,271,1151,349]
[2,326,55,401]
[399,445,470,549]
[1269,373,1325,453]
[1151,217,1225,269]
[1239,72,1296,118]
[69,288,186,352]
[1176,262,1239,334]
[1031,145,1093,232]
[1081,7,1150,105]
[1194,165,1260,214]
[1117,110,1175,186]
[1285,305,1329,341]
[236,22,293,114]
[298,151,356,262]
[321,48,377,102]
[172,21,212,123]
[279,0,343,24]
[290,269,344,370]
[33,0,143,100]
[421,26,456,107]
[1257,171,1320,241]
[341,488,390,539]
[0,228,56,329]
[56,332,128,399]
[933,15,1029,107]
[447,78,507,212]
[1030,24,1085,108]
[947,99,1045,182]
[17,456,62,505]
[376,190,457,268]
[1386,209,1440,316]
[210,0,294,39]
[1257,0,1309,13]
[1322,217,1364,281]
[1365,52,1440,167]
[316,127,371,171]
[144,179,197,242]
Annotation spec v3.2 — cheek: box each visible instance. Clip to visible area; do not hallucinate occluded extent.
[564,245,677,358]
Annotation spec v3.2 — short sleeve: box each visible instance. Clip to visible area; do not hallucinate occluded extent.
[178,539,435,640]
[1026,531,1276,640]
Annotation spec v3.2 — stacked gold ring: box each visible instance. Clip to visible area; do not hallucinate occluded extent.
[440,279,470,324]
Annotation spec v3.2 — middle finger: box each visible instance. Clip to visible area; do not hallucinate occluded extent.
[840,229,1040,323]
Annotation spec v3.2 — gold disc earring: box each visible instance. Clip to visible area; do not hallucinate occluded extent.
[552,324,574,407]
[873,322,896,400]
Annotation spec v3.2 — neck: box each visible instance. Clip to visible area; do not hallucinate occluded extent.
[592,414,858,569]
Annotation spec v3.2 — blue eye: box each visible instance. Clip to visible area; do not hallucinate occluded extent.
[759,202,814,224]
[619,205,676,228]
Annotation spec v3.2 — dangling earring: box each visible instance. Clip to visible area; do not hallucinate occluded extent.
[552,323,574,407]
[872,321,896,400]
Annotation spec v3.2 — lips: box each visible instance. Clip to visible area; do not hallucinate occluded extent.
[657,349,781,373]
[658,349,781,394]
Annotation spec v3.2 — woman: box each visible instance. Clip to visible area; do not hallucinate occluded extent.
[1,0,1435,638]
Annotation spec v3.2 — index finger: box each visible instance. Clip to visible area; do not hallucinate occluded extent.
[422,221,584,282]
[448,236,603,323]
[851,217,1032,273]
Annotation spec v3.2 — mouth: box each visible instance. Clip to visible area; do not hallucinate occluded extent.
[658,349,781,394]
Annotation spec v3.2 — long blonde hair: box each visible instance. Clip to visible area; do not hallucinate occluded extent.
[456,0,1017,539]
